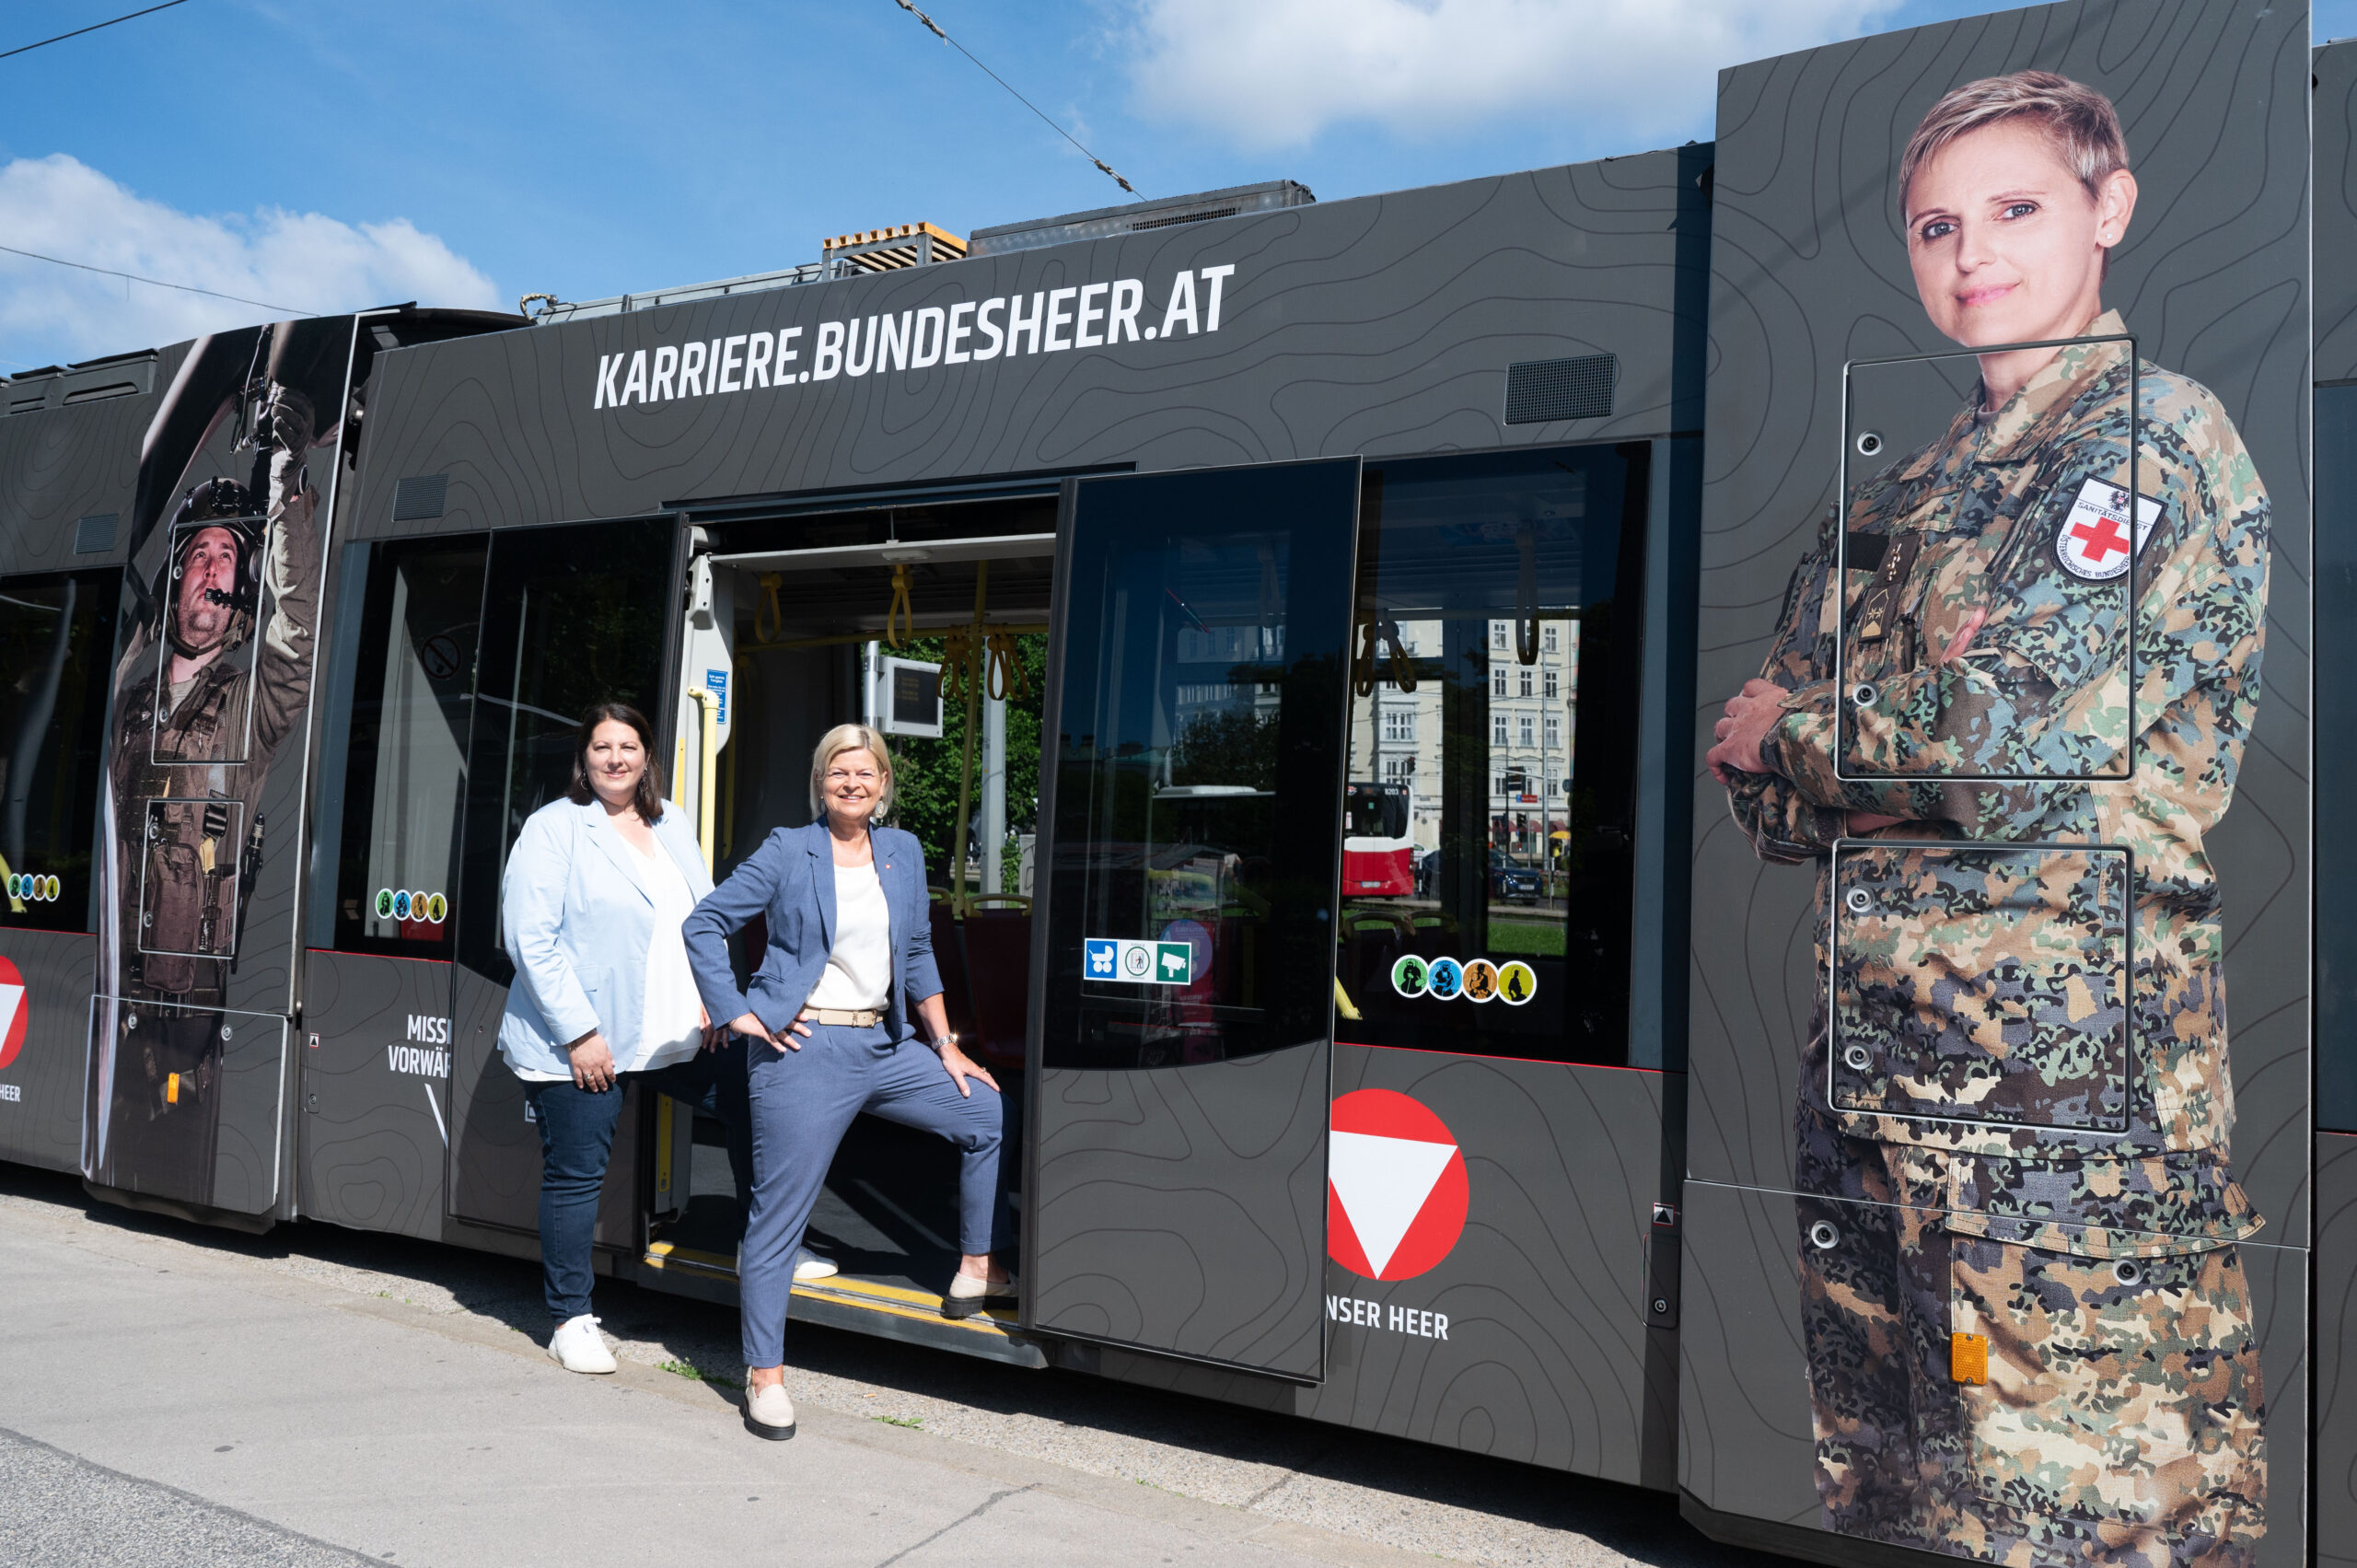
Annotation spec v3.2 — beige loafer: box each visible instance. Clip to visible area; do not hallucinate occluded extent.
[942,1269,1016,1320]
[744,1372,796,1440]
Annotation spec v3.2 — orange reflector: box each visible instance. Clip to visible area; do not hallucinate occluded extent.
[1951,1331,1989,1385]
[166,1072,180,1105]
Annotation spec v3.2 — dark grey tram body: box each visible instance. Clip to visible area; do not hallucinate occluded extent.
[6,3,2353,1563]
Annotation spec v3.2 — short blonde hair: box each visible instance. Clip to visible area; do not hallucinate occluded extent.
[810,723,895,819]
[1898,71,2129,215]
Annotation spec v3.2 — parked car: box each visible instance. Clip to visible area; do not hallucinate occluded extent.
[1490,851,1541,903]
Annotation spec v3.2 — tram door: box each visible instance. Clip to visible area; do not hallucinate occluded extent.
[1027,459,1359,1379]
[444,518,680,1235]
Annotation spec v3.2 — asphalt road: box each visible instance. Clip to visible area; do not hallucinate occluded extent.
[0,1164,1789,1568]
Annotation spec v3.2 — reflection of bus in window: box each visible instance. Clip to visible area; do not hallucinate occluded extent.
[1341,780,1414,896]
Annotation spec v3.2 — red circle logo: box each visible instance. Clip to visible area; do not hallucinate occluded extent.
[0,955,26,1071]
[1327,1088,1469,1282]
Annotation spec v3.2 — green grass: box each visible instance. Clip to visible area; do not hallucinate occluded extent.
[1486,918,1565,957]
[874,1413,923,1429]
[656,1360,726,1383]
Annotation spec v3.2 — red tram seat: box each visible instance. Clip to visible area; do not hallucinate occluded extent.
[960,908,1032,1072]
[927,899,983,1051]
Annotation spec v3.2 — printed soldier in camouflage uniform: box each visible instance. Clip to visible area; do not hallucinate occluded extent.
[100,384,319,1201]
[1709,75,2268,1567]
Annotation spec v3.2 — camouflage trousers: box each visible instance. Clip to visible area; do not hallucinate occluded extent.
[1795,1091,2266,1567]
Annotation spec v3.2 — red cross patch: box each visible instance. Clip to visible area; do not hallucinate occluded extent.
[2054,478,2162,582]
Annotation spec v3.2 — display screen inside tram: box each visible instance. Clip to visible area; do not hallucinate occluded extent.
[0,571,120,933]
[1340,446,1644,1066]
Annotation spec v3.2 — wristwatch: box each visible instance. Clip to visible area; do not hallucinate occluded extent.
[928,1032,957,1054]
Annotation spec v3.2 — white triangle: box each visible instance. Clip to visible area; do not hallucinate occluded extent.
[0,984,21,1039]
[1329,1130,1457,1278]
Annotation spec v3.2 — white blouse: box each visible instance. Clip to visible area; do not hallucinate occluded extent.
[805,860,891,1010]
[619,824,705,1073]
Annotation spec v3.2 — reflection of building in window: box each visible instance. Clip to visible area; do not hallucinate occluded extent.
[1544,714,1561,749]
[1544,668,1559,699]
[1383,708,1414,743]
[1543,624,1558,655]
[1491,666,1505,698]
[1493,714,1509,746]
[1491,622,1506,650]
[1518,668,1533,698]
[1519,715,1534,748]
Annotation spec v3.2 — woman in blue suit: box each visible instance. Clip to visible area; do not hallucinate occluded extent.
[498,703,739,1375]
[683,723,1012,1440]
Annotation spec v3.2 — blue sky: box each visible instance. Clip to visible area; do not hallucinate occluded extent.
[0,0,2344,369]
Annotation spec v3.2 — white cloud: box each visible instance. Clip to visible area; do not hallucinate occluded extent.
[0,155,502,370]
[1122,0,1900,151]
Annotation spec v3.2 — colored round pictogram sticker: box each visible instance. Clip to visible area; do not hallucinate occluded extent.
[1390,954,1428,998]
[1462,958,1499,1003]
[0,953,27,1070]
[5,874,19,899]
[426,892,447,924]
[1426,957,1463,1000]
[1327,1087,1469,1282]
[376,889,395,920]
[394,890,412,921]
[1496,960,1538,1005]
[42,876,58,902]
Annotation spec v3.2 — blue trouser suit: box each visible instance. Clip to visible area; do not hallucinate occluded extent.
[738,1020,1006,1366]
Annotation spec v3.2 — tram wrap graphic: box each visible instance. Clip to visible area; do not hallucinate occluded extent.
[0,956,26,1072]
[1326,1088,1469,1283]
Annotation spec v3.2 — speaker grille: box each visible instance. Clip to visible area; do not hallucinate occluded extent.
[1504,354,1616,424]
[392,474,449,522]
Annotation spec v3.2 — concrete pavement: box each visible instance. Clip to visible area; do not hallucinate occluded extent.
[0,1167,1782,1568]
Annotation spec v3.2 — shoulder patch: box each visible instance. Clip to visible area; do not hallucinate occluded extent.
[2054,478,2161,582]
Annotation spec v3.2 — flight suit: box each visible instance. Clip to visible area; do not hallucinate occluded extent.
[1725,312,2270,1567]
[103,391,320,1200]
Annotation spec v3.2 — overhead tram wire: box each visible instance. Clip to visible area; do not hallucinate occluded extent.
[1,0,193,62]
[0,243,313,317]
[888,0,1145,201]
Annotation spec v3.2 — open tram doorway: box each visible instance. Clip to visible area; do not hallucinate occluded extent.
[641,486,1058,1359]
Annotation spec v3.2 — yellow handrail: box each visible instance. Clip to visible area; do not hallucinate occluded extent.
[689,686,720,875]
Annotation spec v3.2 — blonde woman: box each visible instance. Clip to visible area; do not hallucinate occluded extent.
[682,724,1013,1440]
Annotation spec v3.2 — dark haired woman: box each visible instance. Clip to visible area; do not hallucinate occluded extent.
[495,703,722,1373]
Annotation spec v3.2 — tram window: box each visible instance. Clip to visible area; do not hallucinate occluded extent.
[1339,445,1646,1066]
[328,540,488,957]
[1040,460,1356,1071]
[0,570,120,932]
[452,519,676,981]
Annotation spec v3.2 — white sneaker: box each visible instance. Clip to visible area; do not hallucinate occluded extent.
[744,1372,796,1440]
[548,1313,617,1374]
[793,1246,839,1282]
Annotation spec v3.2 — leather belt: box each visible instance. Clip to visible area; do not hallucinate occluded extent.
[798,1007,883,1028]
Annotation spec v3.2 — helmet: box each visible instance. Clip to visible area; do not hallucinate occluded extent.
[161,480,264,656]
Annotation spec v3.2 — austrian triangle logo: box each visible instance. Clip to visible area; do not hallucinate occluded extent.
[0,955,25,1071]
[1327,1088,1469,1282]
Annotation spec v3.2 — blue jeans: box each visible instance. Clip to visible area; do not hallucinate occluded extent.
[524,1040,755,1324]
[739,1022,1008,1366]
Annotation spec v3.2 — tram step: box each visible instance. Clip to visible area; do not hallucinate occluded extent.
[636,1242,1049,1369]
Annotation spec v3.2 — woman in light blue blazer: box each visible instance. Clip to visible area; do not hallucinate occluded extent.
[683,723,1013,1441]
[498,702,729,1376]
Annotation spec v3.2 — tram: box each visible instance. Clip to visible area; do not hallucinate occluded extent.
[2,3,2348,1564]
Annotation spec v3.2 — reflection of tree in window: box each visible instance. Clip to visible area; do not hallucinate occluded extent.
[1168,706,1278,791]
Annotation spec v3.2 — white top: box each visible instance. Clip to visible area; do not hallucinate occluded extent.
[606,819,705,1074]
[805,859,891,1010]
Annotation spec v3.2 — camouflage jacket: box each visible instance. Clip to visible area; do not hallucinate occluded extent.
[1728,314,2269,1222]
[110,444,320,999]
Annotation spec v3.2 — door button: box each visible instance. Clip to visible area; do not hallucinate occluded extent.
[1809,1220,1840,1250]
[1851,681,1879,708]
[1842,1042,1873,1071]
[1845,887,1873,914]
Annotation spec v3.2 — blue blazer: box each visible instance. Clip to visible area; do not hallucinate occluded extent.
[682,821,942,1043]
[495,796,716,1079]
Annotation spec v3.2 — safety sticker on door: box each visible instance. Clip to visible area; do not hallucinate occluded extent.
[1084,937,1193,985]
